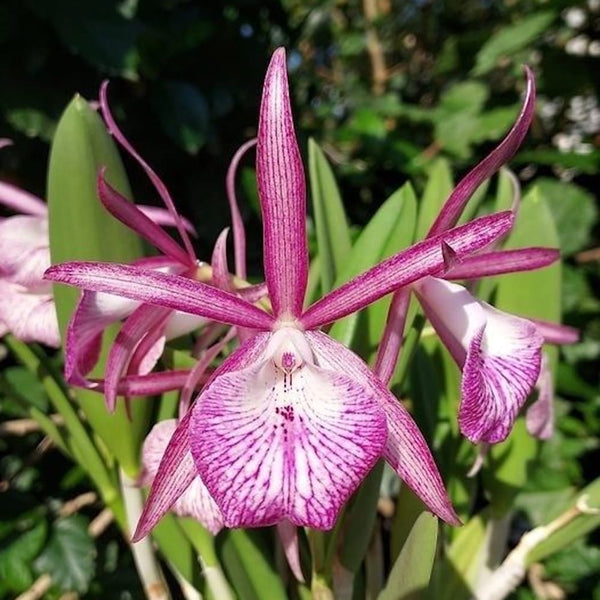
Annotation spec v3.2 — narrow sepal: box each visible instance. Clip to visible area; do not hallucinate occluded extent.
[428,66,535,236]
[45,262,275,330]
[302,212,514,329]
[444,247,559,280]
[98,172,192,266]
[257,48,308,319]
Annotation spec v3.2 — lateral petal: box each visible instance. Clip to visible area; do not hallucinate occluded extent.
[305,331,459,525]
[257,48,308,319]
[190,330,386,529]
[65,289,139,384]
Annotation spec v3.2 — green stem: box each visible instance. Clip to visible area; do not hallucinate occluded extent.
[5,336,126,529]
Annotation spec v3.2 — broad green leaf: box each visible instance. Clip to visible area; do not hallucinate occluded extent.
[456,178,490,226]
[48,94,151,476]
[472,12,556,76]
[415,158,453,239]
[34,515,95,594]
[379,512,438,600]
[429,509,489,600]
[219,529,287,600]
[534,178,598,256]
[339,461,384,573]
[309,138,352,293]
[484,418,538,517]
[494,187,561,321]
[0,518,47,591]
[152,515,203,589]
[330,183,417,348]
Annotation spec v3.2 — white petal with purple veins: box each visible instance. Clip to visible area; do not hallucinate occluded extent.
[190,327,387,529]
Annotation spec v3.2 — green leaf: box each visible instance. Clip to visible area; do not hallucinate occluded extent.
[533,178,598,256]
[309,138,352,293]
[0,518,48,592]
[415,158,454,239]
[219,529,287,600]
[34,515,95,594]
[339,461,384,573]
[472,12,556,76]
[484,418,538,516]
[329,183,417,348]
[495,187,561,322]
[378,512,438,600]
[430,509,490,600]
[48,94,151,476]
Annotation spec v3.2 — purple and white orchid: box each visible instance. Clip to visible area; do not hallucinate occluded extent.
[45,48,528,534]
[371,70,577,445]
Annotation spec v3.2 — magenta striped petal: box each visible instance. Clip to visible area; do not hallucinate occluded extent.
[211,228,232,291]
[88,370,201,396]
[141,420,224,535]
[529,318,579,345]
[257,48,308,320]
[301,211,514,330]
[133,409,196,541]
[414,276,543,442]
[373,287,412,385]
[65,290,139,384]
[444,248,559,280]
[226,138,256,278]
[100,81,196,263]
[526,353,554,440]
[305,331,459,524]
[45,262,275,331]
[428,66,535,236]
[98,173,192,266]
[190,328,386,529]
[104,304,172,411]
[0,181,47,216]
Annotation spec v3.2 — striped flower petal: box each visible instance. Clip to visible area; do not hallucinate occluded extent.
[141,419,224,535]
[305,331,459,525]
[414,276,543,443]
[257,48,308,320]
[190,328,387,529]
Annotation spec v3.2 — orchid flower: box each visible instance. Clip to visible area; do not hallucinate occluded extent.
[65,86,260,410]
[46,48,520,534]
[374,69,576,445]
